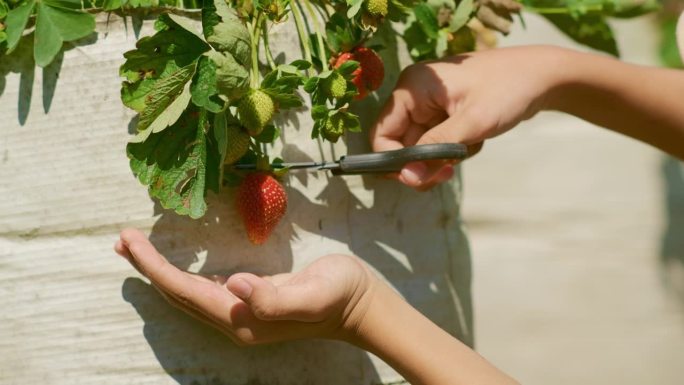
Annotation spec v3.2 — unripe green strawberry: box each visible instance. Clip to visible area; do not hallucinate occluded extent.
[224,125,250,165]
[321,72,347,99]
[237,89,275,136]
[365,0,388,17]
[236,172,288,245]
[323,114,345,143]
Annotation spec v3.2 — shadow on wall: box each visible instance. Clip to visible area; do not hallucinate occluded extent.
[660,156,684,301]
[119,22,473,385]
[0,32,98,125]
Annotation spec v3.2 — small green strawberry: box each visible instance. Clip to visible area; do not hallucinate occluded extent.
[321,72,347,99]
[224,125,251,165]
[237,89,275,136]
[365,0,388,17]
[236,172,288,245]
[323,114,345,143]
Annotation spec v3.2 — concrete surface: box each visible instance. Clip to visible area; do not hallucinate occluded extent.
[464,14,684,384]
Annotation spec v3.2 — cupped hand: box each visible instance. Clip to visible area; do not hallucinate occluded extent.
[114,228,377,345]
[371,45,563,190]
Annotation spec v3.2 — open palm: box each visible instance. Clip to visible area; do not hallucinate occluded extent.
[114,229,375,345]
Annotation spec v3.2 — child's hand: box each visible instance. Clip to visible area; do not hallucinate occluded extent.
[114,228,378,345]
[371,46,564,190]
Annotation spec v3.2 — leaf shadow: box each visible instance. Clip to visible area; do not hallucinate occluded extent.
[0,31,98,124]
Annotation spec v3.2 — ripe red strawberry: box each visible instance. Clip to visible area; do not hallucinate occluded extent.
[236,172,288,245]
[333,47,385,100]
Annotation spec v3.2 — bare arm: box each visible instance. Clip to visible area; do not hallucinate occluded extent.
[351,281,519,385]
[547,50,684,160]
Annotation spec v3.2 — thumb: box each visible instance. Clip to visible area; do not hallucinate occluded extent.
[416,113,483,147]
[227,273,329,322]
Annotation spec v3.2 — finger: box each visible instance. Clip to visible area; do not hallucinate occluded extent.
[227,273,333,322]
[119,228,230,319]
[415,113,484,147]
[370,90,413,152]
[398,160,454,188]
[155,284,232,336]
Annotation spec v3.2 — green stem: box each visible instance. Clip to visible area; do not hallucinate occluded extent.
[291,1,315,76]
[302,0,328,69]
[262,20,277,70]
[249,12,264,88]
[523,5,603,14]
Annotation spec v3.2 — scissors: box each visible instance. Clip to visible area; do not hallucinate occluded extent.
[233,143,468,175]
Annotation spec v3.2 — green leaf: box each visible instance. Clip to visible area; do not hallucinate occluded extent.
[254,124,280,143]
[205,50,250,101]
[121,14,209,112]
[311,104,328,120]
[304,77,319,93]
[450,0,474,31]
[543,13,618,56]
[413,3,439,39]
[127,107,212,219]
[204,0,251,66]
[133,63,197,142]
[5,0,35,53]
[191,55,224,113]
[121,14,209,83]
[33,1,95,67]
[610,0,659,18]
[347,0,364,18]
[0,0,9,19]
[103,0,122,11]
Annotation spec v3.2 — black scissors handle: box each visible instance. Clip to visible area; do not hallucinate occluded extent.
[333,143,468,175]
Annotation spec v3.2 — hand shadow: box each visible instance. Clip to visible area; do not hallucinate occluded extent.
[660,156,684,302]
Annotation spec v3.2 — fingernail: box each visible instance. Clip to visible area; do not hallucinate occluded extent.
[400,162,427,186]
[231,278,253,299]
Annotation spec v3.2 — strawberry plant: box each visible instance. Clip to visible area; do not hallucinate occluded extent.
[0,0,659,243]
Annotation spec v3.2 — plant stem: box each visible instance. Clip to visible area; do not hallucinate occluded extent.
[262,20,278,70]
[302,0,328,69]
[249,12,264,88]
[291,1,315,76]
[523,5,603,14]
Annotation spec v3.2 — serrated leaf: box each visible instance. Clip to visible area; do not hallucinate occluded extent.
[121,14,209,113]
[191,56,224,113]
[167,14,206,41]
[33,1,95,67]
[133,63,197,142]
[128,107,212,219]
[206,50,250,101]
[5,0,35,53]
[121,14,209,82]
[450,0,474,31]
[204,0,251,66]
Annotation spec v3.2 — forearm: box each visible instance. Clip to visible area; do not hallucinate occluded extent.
[349,283,519,385]
[546,49,684,160]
